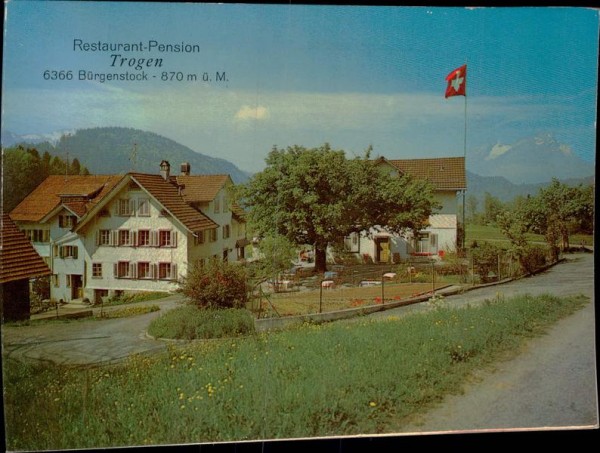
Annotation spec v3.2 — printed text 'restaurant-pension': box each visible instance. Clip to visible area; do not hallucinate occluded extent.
[73,39,201,53]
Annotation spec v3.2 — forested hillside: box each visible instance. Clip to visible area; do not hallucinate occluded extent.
[2,146,90,212]
[27,127,250,183]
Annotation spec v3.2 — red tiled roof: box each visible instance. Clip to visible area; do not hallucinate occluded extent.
[174,175,230,204]
[0,214,51,284]
[387,157,466,190]
[63,201,88,217]
[10,175,122,222]
[130,173,218,232]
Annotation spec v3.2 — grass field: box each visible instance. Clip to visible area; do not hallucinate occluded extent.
[466,224,594,246]
[3,293,589,450]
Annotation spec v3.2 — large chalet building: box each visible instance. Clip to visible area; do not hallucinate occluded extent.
[10,161,248,304]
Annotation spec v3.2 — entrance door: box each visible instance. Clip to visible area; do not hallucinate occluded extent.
[375,238,390,263]
[71,275,83,300]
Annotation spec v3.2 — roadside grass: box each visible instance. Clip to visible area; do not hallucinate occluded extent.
[96,304,160,319]
[3,293,589,450]
[100,291,170,307]
[148,306,255,340]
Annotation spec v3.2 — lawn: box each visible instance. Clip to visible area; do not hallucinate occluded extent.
[466,224,594,246]
[3,293,589,450]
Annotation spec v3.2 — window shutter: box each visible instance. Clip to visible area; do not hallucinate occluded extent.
[59,246,64,259]
[429,233,438,249]
[113,263,119,279]
[95,231,100,246]
[172,231,177,247]
[151,231,158,247]
[152,264,158,280]
[132,231,137,247]
[111,230,118,247]
[171,263,178,280]
[73,246,78,259]
[130,263,137,279]
[129,199,135,216]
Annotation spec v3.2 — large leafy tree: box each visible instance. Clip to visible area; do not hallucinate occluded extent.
[239,144,439,272]
[523,179,594,254]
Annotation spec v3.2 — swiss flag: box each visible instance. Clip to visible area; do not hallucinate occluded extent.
[445,65,467,98]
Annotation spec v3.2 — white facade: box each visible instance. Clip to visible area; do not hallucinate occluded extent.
[80,183,189,302]
[343,191,461,264]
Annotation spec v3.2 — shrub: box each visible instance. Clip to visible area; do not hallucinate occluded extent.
[519,244,549,275]
[147,306,255,340]
[470,242,505,283]
[181,260,249,309]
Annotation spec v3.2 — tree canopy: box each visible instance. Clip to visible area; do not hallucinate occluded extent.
[497,178,594,262]
[238,144,439,272]
[2,146,91,212]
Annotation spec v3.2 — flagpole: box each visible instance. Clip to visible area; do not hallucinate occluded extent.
[462,58,468,252]
[463,71,467,252]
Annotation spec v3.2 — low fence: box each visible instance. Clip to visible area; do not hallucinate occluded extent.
[250,247,550,319]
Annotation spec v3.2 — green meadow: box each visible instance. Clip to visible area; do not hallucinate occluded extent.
[3,292,589,450]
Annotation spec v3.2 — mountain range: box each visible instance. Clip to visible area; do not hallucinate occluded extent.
[468,133,594,184]
[1,127,251,184]
[2,127,594,201]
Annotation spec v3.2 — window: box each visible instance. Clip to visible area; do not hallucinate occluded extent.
[414,232,438,254]
[118,230,134,246]
[222,224,230,239]
[60,245,78,259]
[158,262,172,280]
[138,229,150,246]
[194,231,205,245]
[98,229,111,246]
[138,198,150,216]
[118,199,134,216]
[159,230,176,247]
[223,195,229,213]
[92,263,103,278]
[59,215,76,229]
[115,261,130,279]
[25,229,49,243]
[99,208,110,217]
[210,228,218,243]
[214,197,220,214]
[137,262,151,279]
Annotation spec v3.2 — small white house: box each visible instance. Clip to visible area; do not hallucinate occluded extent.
[343,156,466,263]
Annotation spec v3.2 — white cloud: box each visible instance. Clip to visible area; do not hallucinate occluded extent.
[234,105,270,121]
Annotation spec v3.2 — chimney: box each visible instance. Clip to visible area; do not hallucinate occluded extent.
[181,162,191,176]
[159,160,171,180]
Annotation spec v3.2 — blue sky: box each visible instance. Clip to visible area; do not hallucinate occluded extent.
[2,2,598,173]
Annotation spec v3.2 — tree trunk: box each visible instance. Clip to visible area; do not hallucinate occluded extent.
[314,245,327,273]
